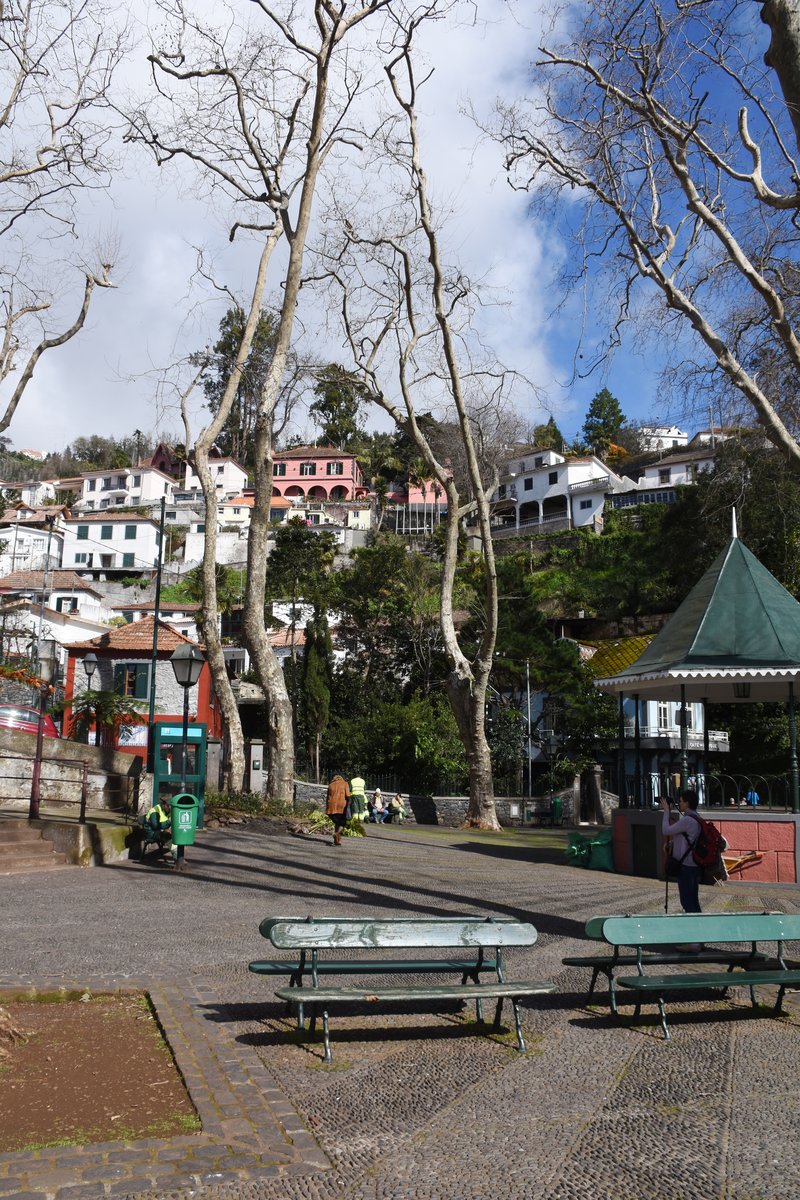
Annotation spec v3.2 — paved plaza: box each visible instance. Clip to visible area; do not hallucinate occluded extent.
[2,820,800,1200]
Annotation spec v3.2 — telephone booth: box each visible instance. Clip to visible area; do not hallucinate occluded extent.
[151,721,207,829]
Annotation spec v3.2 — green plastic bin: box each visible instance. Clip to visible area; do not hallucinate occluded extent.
[586,827,614,873]
[171,793,198,846]
[551,796,563,825]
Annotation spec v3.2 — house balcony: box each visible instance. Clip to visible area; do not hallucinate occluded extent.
[623,724,729,752]
[568,477,606,493]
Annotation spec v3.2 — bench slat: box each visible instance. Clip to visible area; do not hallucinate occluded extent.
[276,981,555,1004]
[602,913,800,947]
[618,970,800,991]
[269,919,537,950]
[259,914,503,939]
[249,957,497,976]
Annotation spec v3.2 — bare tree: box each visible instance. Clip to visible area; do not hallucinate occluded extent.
[0,0,126,431]
[497,0,800,465]
[321,17,525,828]
[134,0,435,805]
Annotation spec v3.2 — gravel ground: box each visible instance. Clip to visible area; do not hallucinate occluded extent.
[2,818,800,1200]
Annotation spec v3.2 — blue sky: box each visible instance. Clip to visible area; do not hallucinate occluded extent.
[4,0,741,456]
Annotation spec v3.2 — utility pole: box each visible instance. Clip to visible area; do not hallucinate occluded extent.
[146,496,166,773]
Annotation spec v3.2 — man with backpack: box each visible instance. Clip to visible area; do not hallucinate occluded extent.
[660,791,703,914]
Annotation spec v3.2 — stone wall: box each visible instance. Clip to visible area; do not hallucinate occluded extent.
[294,780,579,827]
[0,727,142,813]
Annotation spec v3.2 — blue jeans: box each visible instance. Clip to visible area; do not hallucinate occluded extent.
[677,864,702,913]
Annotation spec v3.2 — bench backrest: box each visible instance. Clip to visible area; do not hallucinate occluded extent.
[584,911,782,941]
[259,914,511,941]
[268,918,537,950]
[602,912,800,948]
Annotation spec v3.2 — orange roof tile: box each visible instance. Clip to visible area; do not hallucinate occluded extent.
[70,614,201,654]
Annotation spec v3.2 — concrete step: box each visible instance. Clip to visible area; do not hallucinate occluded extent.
[0,852,70,874]
[0,824,69,873]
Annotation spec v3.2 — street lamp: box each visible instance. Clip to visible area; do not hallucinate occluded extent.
[170,644,205,789]
[83,652,98,745]
[170,643,204,870]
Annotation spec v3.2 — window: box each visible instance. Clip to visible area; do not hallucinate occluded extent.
[166,511,176,520]
[122,552,135,568]
[101,477,112,491]
[657,701,671,729]
[132,474,141,487]
[524,478,533,491]
[579,499,592,510]
[75,553,88,564]
[101,525,112,540]
[217,465,225,475]
[76,525,89,541]
[87,479,96,492]
[659,468,671,484]
[113,662,150,699]
[677,704,693,730]
[300,462,317,476]
[274,463,286,476]
[100,554,114,568]
[534,456,543,468]
[548,471,558,485]
[115,475,125,488]
[55,597,78,613]
[124,525,136,540]
[196,523,205,533]
[326,462,344,475]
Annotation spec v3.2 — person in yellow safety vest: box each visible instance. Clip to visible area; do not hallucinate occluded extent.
[349,775,368,823]
[144,799,173,853]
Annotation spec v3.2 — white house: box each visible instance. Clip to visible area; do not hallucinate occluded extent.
[0,524,63,575]
[491,449,627,534]
[0,569,109,622]
[638,425,688,452]
[76,466,175,513]
[180,458,248,501]
[61,514,162,575]
[611,447,716,511]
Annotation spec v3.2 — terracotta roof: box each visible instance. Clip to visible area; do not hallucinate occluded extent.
[69,614,201,654]
[269,627,307,650]
[0,505,69,522]
[274,445,356,460]
[0,570,101,595]
[223,495,255,507]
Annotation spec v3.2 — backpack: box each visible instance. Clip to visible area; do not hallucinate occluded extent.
[688,812,728,881]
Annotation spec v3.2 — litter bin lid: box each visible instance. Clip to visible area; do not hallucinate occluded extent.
[172,793,198,807]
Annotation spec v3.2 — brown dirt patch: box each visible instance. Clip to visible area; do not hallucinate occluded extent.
[0,993,199,1152]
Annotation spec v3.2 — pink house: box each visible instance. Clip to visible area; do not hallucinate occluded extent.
[272,446,368,502]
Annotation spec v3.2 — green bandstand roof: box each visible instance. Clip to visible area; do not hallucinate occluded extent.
[595,532,800,702]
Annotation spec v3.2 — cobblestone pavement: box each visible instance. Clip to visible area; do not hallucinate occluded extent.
[2,820,800,1200]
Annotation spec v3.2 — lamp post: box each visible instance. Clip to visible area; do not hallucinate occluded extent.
[170,643,205,870]
[83,652,98,744]
[29,644,55,820]
[170,644,205,790]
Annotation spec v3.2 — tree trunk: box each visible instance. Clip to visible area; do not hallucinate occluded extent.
[446,667,501,831]
[242,416,294,808]
[760,0,800,157]
[193,442,246,793]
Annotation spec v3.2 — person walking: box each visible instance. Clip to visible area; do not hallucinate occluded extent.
[349,773,368,824]
[326,774,350,846]
[660,791,702,915]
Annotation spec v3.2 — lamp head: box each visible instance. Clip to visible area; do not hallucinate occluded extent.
[170,643,205,688]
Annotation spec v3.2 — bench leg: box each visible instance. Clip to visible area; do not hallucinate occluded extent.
[587,965,601,1001]
[492,997,504,1029]
[322,1011,332,1064]
[750,984,758,1009]
[475,998,484,1023]
[609,975,619,1017]
[657,996,671,1040]
[775,985,786,1013]
[511,999,527,1053]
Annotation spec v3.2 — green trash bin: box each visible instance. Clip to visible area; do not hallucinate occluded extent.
[171,793,198,846]
[587,827,614,873]
[551,796,563,826]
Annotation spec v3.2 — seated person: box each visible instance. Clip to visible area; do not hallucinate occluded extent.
[386,793,406,823]
[143,799,173,851]
[369,788,388,823]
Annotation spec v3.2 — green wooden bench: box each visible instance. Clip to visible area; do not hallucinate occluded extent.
[563,912,772,1015]
[603,913,800,1039]
[250,914,508,998]
[262,917,554,1063]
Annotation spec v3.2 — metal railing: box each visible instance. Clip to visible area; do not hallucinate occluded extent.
[0,751,139,823]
